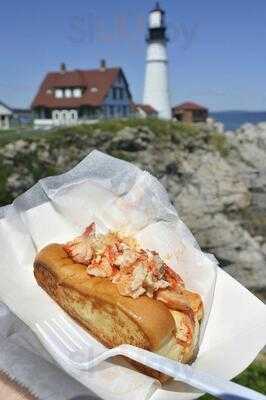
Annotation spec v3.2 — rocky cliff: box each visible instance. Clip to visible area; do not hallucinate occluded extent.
[0,119,265,299]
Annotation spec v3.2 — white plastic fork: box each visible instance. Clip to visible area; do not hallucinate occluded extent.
[36,316,266,400]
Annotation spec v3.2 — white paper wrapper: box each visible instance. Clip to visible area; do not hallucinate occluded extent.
[0,303,96,400]
[0,150,265,400]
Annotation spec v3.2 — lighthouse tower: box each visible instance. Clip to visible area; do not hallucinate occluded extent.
[143,3,171,119]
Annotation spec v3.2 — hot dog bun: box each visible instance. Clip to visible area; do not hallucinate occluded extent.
[34,243,200,382]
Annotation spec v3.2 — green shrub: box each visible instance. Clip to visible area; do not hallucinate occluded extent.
[208,132,230,156]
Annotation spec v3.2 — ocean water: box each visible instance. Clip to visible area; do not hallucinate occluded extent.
[210,111,266,131]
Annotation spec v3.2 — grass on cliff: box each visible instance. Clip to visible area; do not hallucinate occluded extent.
[208,132,230,157]
[0,118,230,156]
[0,118,199,145]
[51,117,201,141]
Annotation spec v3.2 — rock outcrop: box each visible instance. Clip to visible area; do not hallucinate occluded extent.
[0,121,265,299]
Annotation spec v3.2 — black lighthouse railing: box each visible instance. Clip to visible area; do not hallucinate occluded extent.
[146,28,168,43]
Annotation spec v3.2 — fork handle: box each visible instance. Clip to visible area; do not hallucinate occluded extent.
[114,346,265,400]
[68,344,265,400]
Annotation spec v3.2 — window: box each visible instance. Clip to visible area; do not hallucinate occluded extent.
[119,88,123,100]
[116,105,121,115]
[123,105,128,117]
[109,105,114,117]
[55,89,63,98]
[112,88,118,100]
[65,88,72,98]
[88,108,96,118]
[45,109,51,119]
[52,110,60,122]
[73,88,82,98]
[90,87,98,93]
[61,111,68,122]
[70,110,78,121]
[101,106,107,117]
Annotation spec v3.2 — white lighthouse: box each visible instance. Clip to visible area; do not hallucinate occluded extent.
[143,3,171,120]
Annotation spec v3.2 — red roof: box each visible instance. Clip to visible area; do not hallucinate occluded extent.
[173,102,208,112]
[135,104,158,115]
[32,68,129,109]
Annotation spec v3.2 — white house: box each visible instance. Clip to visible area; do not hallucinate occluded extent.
[31,61,134,128]
[0,101,13,129]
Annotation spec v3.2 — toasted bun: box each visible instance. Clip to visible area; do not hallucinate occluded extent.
[34,244,199,382]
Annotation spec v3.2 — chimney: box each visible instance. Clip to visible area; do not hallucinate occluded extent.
[60,62,66,73]
[100,59,106,71]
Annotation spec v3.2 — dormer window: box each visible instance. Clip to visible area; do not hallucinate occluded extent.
[73,88,82,97]
[55,89,63,98]
[65,88,72,98]
[54,87,83,99]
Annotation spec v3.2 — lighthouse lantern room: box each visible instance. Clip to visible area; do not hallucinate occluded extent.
[149,4,164,26]
[143,3,171,119]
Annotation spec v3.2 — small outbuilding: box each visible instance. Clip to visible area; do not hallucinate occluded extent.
[0,101,13,129]
[134,104,158,118]
[172,102,208,123]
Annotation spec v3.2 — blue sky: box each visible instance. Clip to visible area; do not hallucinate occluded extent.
[0,0,265,111]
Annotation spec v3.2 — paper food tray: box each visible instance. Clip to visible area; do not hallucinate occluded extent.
[0,150,265,400]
